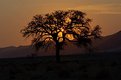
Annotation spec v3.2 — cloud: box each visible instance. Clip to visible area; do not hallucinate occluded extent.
[70,3,121,14]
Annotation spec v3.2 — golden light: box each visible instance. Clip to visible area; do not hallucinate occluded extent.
[65,17,71,23]
[59,38,63,42]
[58,32,63,37]
[66,34,74,40]
[61,28,64,32]
[58,31,63,42]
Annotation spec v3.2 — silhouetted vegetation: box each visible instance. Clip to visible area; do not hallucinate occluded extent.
[0,52,121,80]
[21,10,101,62]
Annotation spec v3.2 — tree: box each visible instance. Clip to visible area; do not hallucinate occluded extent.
[21,10,101,63]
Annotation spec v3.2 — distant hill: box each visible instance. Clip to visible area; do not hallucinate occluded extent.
[0,30,121,58]
[0,44,85,58]
[0,46,35,58]
[94,31,121,52]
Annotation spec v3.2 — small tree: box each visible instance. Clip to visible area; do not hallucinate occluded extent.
[21,10,101,62]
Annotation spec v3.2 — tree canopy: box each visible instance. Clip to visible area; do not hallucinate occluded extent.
[21,10,101,62]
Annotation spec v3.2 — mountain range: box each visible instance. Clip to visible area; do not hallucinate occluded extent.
[94,31,121,52]
[0,31,121,58]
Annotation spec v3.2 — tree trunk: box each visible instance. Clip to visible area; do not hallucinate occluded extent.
[56,43,60,63]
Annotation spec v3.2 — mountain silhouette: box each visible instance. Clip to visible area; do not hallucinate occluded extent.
[0,31,121,58]
[95,30,121,52]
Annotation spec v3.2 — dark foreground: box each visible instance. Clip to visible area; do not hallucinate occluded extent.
[0,52,121,80]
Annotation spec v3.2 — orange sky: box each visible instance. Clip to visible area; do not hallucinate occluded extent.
[0,0,121,47]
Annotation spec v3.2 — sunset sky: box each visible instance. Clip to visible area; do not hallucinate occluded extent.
[0,0,121,47]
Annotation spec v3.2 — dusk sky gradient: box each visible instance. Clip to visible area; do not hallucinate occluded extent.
[0,0,121,47]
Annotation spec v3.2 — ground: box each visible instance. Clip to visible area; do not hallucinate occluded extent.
[0,52,121,80]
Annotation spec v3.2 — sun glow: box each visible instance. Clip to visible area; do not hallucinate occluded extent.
[66,34,74,40]
[65,17,71,23]
[61,28,64,32]
[58,32,63,42]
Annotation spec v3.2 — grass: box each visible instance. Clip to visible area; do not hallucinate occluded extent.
[0,52,121,80]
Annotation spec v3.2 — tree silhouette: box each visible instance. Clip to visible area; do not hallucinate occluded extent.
[21,10,101,62]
